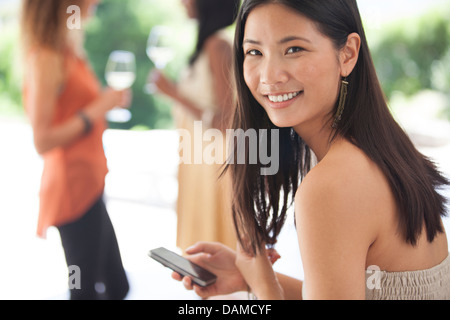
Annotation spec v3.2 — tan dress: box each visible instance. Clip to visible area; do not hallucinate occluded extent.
[366,253,450,300]
[173,32,236,252]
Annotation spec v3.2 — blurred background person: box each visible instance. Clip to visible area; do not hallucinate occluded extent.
[20,0,130,299]
[150,0,241,252]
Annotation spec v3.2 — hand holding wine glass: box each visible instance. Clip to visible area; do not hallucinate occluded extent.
[105,50,136,122]
[145,26,175,94]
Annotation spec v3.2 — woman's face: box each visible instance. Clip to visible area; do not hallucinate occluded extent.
[181,0,197,19]
[242,3,343,134]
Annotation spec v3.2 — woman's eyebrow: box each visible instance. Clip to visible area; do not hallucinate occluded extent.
[243,36,312,45]
[243,38,260,45]
[279,36,312,44]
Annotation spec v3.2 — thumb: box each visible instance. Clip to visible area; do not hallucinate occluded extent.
[149,69,162,82]
[185,242,222,256]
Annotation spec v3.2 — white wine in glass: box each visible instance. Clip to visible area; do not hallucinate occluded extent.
[145,26,175,94]
[105,50,136,123]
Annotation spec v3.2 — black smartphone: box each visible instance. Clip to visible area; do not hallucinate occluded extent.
[148,247,217,287]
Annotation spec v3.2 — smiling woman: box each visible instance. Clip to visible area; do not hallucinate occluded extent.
[172,0,450,301]
[242,6,359,136]
[230,0,450,300]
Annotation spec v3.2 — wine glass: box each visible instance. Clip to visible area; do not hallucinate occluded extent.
[145,26,175,94]
[105,50,136,123]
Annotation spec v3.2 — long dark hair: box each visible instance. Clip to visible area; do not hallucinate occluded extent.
[230,0,449,254]
[189,0,240,65]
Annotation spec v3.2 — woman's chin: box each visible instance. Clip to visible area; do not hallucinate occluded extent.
[266,116,297,129]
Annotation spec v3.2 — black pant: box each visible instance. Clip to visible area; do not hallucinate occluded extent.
[57,196,129,300]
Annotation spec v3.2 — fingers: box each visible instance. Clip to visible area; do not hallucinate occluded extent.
[193,285,211,299]
[172,272,195,290]
[102,87,132,109]
[120,89,132,108]
[267,248,281,265]
[182,276,195,291]
[148,69,162,82]
[185,241,223,256]
[172,272,209,298]
[171,271,182,282]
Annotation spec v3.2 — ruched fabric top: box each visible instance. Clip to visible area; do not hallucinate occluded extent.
[366,253,450,300]
[23,50,108,238]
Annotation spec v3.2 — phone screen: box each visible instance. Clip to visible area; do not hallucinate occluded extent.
[149,247,217,287]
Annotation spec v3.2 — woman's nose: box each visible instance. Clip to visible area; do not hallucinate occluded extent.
[260,56,289,85]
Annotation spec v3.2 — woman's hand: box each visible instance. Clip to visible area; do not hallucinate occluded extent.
[149,70,178,99]
[147,70,206,121]
[85,88,132,121]
[171,242,247,299]
[235,243,284,300]
[100,87,132,111]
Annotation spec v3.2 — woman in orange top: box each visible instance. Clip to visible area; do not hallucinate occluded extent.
[21,0,129,299]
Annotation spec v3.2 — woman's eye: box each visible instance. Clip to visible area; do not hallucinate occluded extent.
[287,47,304,54]
[246,49,262,56]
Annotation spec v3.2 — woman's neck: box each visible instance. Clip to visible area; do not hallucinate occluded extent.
[66,29,86,59]
[294,121,339,162]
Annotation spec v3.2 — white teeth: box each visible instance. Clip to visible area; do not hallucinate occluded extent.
[268,91,301,103]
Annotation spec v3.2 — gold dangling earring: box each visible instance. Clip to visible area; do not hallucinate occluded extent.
[332,77,348,129]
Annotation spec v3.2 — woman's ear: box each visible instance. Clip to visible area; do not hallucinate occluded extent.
[340,32,361,77]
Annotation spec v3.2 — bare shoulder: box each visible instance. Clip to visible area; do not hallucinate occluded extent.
[204,34,232,52]
[295,139,391,244]
[27,47,64,84]
[204,35,232,64]
[299,139,389,197]
[294,140,391,298]
[28,46,61,68]
[26,47,65,120]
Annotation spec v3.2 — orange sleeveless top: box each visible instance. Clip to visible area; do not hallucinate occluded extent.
[24,51,108,238]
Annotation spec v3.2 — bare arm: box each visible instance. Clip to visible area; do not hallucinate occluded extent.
[276,273,303,300]
[26,48,129,155]
[295,163,377,300]
[219,149,377,300]
[151,71,203,120]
